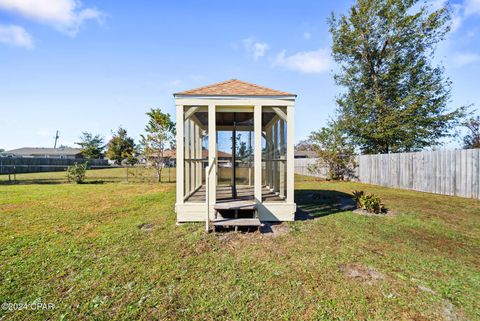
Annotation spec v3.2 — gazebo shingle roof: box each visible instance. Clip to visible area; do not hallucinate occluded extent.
[174,79,295,97]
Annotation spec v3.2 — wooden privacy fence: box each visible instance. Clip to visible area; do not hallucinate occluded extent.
[294,149,480,199]
[294,158,327,178]
[0,157,109,175]
[356,149,480,199]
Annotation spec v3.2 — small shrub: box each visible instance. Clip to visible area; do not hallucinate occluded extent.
[352,190,385,214]
[66,162,88,184]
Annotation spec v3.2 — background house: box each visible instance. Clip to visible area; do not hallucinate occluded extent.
[4,147,83,159]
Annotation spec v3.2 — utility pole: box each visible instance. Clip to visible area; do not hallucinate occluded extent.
[54,130,59,148]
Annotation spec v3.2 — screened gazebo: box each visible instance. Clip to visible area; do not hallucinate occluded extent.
[174,79,296,228]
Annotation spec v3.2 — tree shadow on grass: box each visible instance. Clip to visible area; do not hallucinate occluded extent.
[80,180,106,185]
[0,179,65,185]
[0,179,114,186]
[295,189,356,220]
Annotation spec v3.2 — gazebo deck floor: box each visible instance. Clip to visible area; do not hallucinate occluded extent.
[185,185,285,203]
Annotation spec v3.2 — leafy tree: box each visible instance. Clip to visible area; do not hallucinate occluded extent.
[231,134,251,160]
[106,127,136,165]
[308,121,356,180]
[140,108,176,182]
[76,132,105,159]
[295,140,314,152]
[0,148,4,153]
[66,162,88,184]
[463,116,480,149]
[329,0,466,154]
[237,140,247,159]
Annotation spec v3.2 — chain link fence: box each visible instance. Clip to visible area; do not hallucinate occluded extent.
[0,159,176,185]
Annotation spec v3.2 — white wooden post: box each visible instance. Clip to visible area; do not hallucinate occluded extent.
[286,105,295,203]
[190,120,194,193]
[197,125,202,190]
[185,119,191,196]
[208,104,216,218]
[273,121,279,194]
[254,104,262,203]
[266,125,272,190]
[248,130,252,186]
[192,122,198,190]
[176,105,184,205]
[279,119,286,198]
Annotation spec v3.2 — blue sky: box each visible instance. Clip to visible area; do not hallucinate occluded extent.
[0,0,479,151]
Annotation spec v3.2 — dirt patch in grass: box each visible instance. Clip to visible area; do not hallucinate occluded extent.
[215,223,290,249]
[138,222,155,231]
[352,208,396,217]
[416,284,436,295]
[442,300,466,321]
[217,231,254,249]
[260,222,290,237]
[338,263,385,284]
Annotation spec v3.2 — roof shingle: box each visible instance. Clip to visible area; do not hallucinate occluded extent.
[174,79,295,97]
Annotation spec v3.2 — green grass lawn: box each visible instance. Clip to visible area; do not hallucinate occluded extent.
[1,169,479,320]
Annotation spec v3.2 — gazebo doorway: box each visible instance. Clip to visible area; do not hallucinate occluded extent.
[216,111,254,202]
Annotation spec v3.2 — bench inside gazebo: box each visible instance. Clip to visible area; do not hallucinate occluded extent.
[174,79,296,230]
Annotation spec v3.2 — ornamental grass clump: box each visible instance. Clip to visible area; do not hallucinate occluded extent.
[352,190,385,214]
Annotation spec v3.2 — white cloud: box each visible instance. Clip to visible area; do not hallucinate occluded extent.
[243,38,269,61]
[273,48,331,74]
[451,3,464,32]
[0,24,33,48]
[303,32,311,40]
[429,0,480,32]
[451,52,480,67]
[0,0,104,36]
[465,0,480,15]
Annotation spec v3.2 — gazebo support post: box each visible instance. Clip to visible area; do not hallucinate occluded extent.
[207,104,216,220]
[286,105,295,203]
[175,105,184,209]
[254,104,262,204]
[279,119,286,199]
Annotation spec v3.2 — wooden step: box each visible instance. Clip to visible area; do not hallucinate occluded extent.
[212,218,261,227]
[213,200,256,210]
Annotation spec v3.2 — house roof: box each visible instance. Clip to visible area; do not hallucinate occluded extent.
[174,79,295,97]
[6,147,82,156]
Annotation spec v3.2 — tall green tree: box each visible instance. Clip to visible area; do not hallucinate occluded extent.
[329,0,466,154]
[106,127,136,165]
[463,116,480,149]
[140,108,176,182]
[75,132,105,159]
